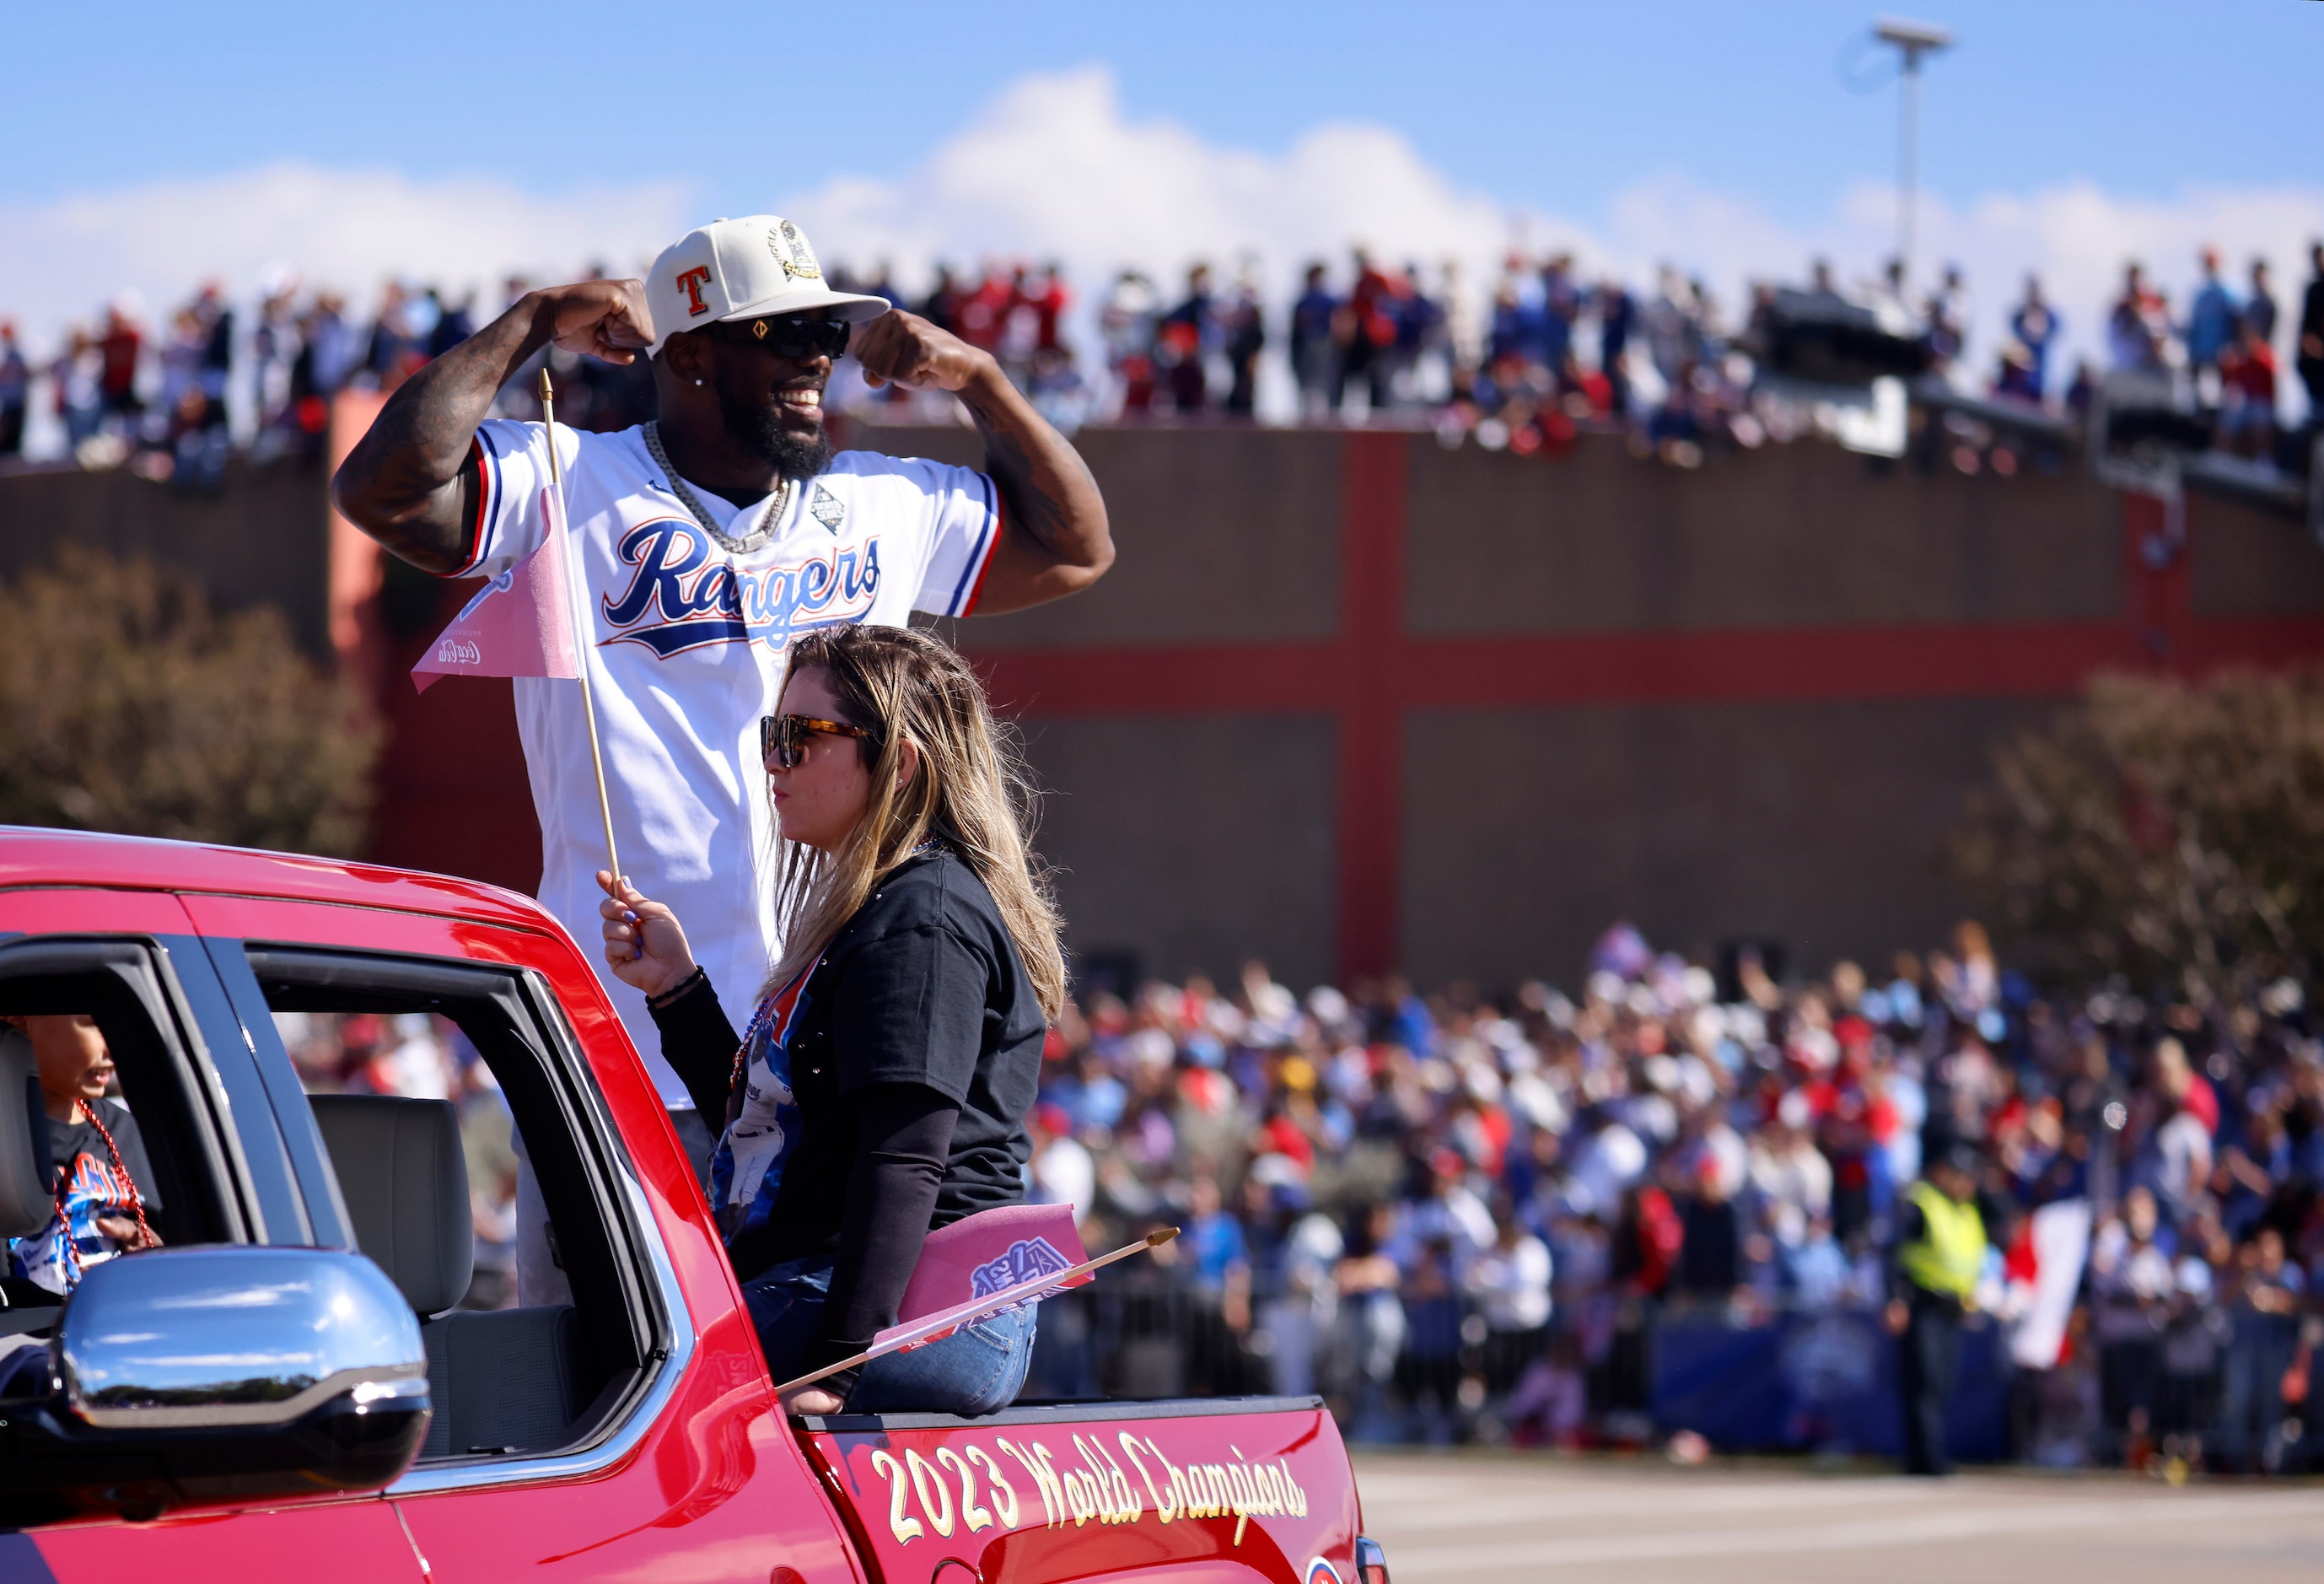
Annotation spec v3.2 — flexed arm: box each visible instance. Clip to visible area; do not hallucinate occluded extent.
[331,282,654,574]
[851,310,1113,613]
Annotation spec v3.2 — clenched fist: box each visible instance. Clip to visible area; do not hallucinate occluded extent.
[850,309,995,393]
[530,280,656,365]
[597,870,697,999]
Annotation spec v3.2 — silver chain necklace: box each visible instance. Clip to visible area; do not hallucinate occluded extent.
[642,420,789,556]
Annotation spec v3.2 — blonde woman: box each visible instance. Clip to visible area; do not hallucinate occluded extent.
[599,623,1065,1416]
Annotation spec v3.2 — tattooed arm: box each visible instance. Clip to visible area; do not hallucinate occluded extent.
[330,280,654,574]
[954,361,1113,612]
[850,310,1113,614]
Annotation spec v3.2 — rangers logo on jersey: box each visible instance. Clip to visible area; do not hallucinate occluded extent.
[602,518,882,656]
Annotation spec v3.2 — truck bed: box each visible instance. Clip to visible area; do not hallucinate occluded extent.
[796,1394,1358,1584]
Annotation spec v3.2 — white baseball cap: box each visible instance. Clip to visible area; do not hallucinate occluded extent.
[644,215,890,354]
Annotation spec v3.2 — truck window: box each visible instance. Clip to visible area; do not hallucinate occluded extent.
[0,938,248,1370]
[239,947,666,1468]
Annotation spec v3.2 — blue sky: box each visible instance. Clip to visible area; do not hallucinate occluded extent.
[6,0,2316,229]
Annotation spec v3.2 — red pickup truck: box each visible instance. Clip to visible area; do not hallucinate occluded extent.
[0,828,1385,1584]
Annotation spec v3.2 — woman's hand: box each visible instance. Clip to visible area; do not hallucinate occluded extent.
[597,870,697,999]
[781,1384,847,1416]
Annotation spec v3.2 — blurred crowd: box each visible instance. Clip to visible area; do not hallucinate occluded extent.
[1009,923,2322,1470]
[0,270,654,491]
[277,920,2324,1471]
[7,239,2318,482]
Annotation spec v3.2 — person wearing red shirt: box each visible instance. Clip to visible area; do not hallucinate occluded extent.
[1336,248,1407,413]
[1813,1027,1898,1243]
[98,306,143,418]
[954,264,1013,353]
[1616,1180,1683,1297]
[2219,321,2279,456]
[1028,262,1070,352]
[1258,1103,1315,1172]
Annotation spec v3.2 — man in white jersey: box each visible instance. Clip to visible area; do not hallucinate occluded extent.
[332,218,1111,1288]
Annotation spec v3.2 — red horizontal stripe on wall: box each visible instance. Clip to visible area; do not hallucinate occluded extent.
[1400,622,2151,708]
[966,617,2324,720]
[970,644,1348,716]
[2176,617,2324,671]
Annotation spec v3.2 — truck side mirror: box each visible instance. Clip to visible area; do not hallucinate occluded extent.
[0,1246,431,1525]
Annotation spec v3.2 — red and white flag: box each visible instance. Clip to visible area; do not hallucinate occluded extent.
[412,488,581,693]
[2005,1197,2093,1370]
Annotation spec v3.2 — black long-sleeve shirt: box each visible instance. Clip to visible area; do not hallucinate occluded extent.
[651,977,959,1377]
[649,849,1045,1391]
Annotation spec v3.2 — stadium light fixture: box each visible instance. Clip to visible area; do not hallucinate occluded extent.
[1871,17,1954,290]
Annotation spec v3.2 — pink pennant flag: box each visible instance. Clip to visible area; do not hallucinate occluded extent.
[887,1202,1090,1351]
[412,488,581,693]
[773,1226,1173,1394]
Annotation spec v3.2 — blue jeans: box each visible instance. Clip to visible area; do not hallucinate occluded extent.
[745,1256,1037,1417]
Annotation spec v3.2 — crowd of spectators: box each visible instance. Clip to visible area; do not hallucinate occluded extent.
[845,240,2324,476]
[0,270,651,490]
[7,240,2318,482]
[283,918,2324,1473]
[1005,924,2322,1471]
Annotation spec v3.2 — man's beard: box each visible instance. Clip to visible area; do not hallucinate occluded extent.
[715,374,831,484]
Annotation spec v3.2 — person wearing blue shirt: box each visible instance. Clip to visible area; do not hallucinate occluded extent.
[2009,276,2062,401]
[1487,281,1532,369]
[2186,248,2240,385]
[1598,279,1635,413]
[1395,265,1444,396]
[1289,264,1341,419]
[1186,1174,1250,1293]
[1540,256,1579,380]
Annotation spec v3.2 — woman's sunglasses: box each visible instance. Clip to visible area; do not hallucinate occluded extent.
[761,712,872,770]
[719,313,853,361]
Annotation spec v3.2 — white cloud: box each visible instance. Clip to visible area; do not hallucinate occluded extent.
[4,65,2317,413]
[781,67,1524,298]
[0,164,691,348]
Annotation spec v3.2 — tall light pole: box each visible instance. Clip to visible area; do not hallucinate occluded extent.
[1874,18,1953,291]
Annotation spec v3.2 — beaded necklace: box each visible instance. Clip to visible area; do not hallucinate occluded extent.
[51,1099,152,1291]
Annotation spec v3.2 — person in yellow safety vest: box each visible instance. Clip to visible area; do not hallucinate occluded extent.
[1885,1140,1988,1476]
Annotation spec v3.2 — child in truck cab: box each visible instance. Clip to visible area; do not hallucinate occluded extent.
[597,623,1063,1418]
[3,1015,163,1294]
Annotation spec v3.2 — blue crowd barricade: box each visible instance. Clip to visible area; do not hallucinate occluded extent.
[1652,1306,2012,1462]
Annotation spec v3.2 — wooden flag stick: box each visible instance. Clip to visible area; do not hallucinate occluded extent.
[775,1226,1180,1401]
[539,368,621,884]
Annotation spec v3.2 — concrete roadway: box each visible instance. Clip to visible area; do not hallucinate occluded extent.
[1351,1452,2324,1582]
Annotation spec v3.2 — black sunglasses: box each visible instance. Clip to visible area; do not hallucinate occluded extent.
[718,314,852,361]
[761,712,872,769]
